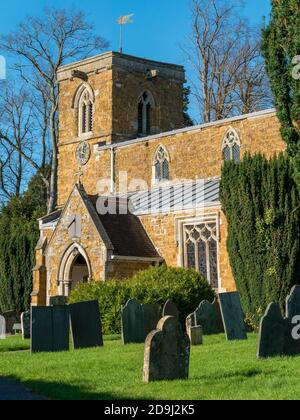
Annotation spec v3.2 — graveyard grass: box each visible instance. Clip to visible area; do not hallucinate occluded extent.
[1,334,300,400]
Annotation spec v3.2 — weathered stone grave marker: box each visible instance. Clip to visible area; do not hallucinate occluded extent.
[194,300,221,335]
[186,313,203,345]
[69,300,103,349]
[257,303,285,358]
[31,306,70,353]
[162,300,179,319]
[121,299,144,344]
[219,292,247,341]
[143,316,190,382]
[143,304,161,337]
[2,310,20,335]
[0,315,6,339]
[21,311,30,339]
[286,285,300,318]
[50,296,68,306]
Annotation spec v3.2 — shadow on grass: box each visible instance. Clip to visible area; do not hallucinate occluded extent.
[6,375,146,401]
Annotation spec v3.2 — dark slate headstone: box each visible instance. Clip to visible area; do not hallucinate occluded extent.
[121,299,145,344]
[257,303,285,358]
[286,286,300,319]
[2,310,20,335]
[31,306,70,353]
[219,292,247,341]
[21,311,30,339]
[50,296,68,306]
[143,304,161,337]
[212,298,225,333]
[162,300,179,319]
[69,300,103,349]
[143,316,190,382]
[194,300,221,335]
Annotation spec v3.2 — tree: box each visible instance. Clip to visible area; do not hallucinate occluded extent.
[220,153,300,329]
[183,0,272,123]
[262,0,300,185]
[0,8,108,212]
[0,170,48,313]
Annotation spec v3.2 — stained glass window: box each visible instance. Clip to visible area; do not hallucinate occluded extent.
[183,221,219,288]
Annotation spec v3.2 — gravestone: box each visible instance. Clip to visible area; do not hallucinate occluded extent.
[21,311,30,339]
[194,300,220,335]
[0,315,5,339]
[143,316,190,382]
[31,306,70,353]
[186,313,203,345]
[69,300,103,349]
[143,304,161,337]
[213,298,225,333]
[219,292,247,341]
[257,303,286,358]
[2,310,20,335]
[121,299,144,344]
[286,285,300,318]
[162,300,179,320]
[50,296,68,306]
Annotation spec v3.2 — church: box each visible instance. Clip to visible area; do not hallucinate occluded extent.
[31,51,286,306]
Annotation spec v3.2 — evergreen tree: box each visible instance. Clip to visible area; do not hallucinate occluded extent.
[220,154,300,328]
[0,170,47,313]
[262,1,300,184]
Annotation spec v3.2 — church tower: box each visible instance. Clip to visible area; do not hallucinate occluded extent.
[56,52,185,205]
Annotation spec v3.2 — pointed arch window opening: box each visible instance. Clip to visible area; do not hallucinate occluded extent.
[222,129,241,162]
[78,89,94,136]
[154,146,170,184]
[138,92,153,136]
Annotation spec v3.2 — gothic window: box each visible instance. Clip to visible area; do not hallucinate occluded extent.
[153,145,170,184]
[183,221,219,288]
[78,88,94,136]
[222,128,241,162]
[138,91,154,136]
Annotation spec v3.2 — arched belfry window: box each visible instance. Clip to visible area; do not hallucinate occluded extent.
[138,91,154,136]
[73,84,95,137]
[153,145,170,184]
[222,128,241,162]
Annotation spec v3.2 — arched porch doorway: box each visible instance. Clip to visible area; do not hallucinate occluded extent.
[58,243,92,297]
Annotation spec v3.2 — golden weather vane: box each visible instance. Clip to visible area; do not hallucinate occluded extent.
[117,14,134,54]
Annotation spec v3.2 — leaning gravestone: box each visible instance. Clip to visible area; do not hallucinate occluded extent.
[286,286,300,318]
[194,300,221,335]
[31,306,70,353]
[121,299,145,344]
[257,303,286,358]
[0,315,6,339]
[50,296,68,306]
[213,298,225,333]
[69,300,103,349]
[219,292,247,341]
[21,311,30,339]
[143,316,190,382]
[162,300,179,320]
[142,304,161,337]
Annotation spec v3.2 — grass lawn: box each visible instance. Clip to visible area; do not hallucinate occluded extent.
[1,333,300,400]
[0,336,30,353]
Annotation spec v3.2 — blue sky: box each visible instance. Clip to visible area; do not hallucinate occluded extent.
[0,0,271,119]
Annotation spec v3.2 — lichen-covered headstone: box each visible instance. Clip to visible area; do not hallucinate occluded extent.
[0,315,6,340]
[257,303,286,358]
[121,299,145,344]
[286,286,300,319]
[194,300,220,335]
[69,300,103,349]
[219,292,247,341]
[21,311,30,339]
[143,304,161,337]
[143,316,190,382]
[162,300,179,319]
